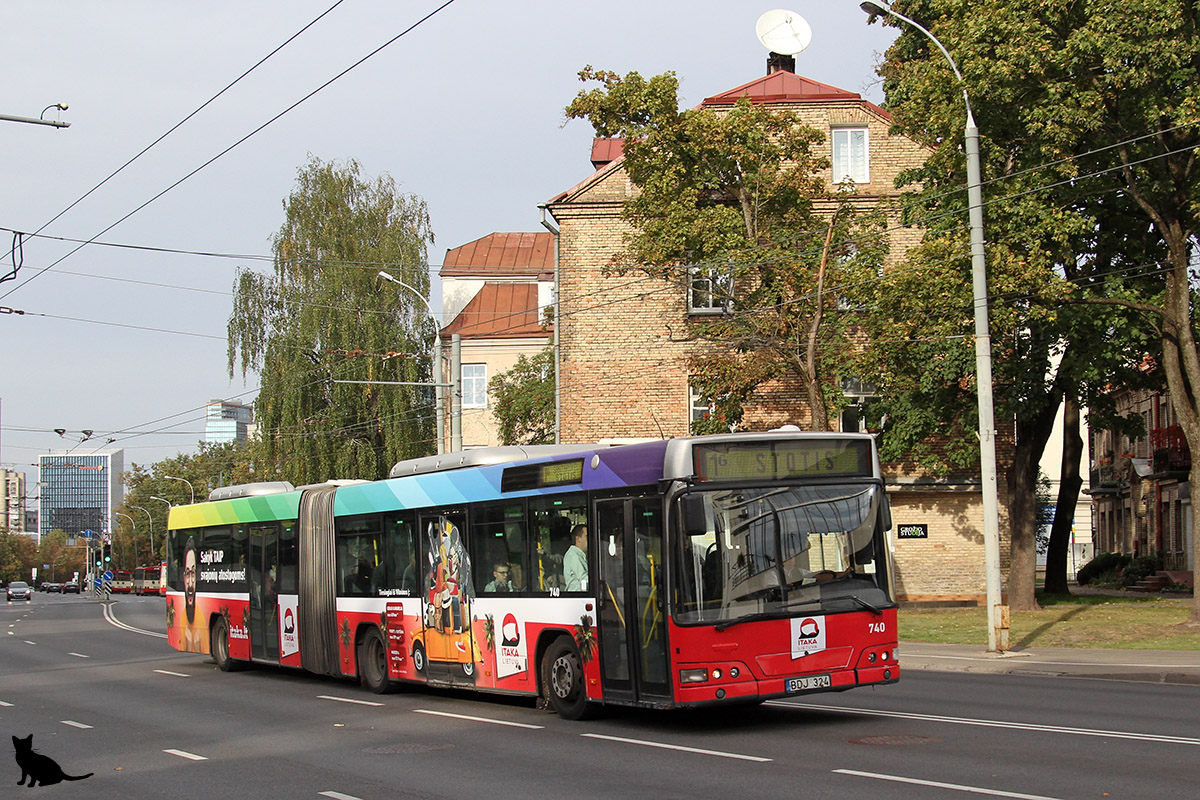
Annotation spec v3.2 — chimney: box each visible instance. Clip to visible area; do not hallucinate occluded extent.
[767,52,795,74]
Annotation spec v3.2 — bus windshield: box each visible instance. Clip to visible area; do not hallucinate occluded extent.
[672,482,892,625]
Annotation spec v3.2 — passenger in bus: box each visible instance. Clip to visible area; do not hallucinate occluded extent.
[485,562,514,593]
[507,561,524,591]
[564,524,588,592]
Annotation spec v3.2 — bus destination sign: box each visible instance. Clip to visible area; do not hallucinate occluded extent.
[693,439,872,482]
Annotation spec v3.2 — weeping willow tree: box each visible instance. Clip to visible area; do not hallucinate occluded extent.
[227,156,436,484]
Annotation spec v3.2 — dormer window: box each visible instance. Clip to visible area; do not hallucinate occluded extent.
[832,127,869,184]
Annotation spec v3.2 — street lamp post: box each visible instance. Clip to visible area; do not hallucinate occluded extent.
[861,0,1006,653]
[376,270,460,453]
[163,474,194,504]
[131,505,154,564]
[113,512,135,579]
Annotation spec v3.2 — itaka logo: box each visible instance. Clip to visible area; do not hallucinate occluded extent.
[797,617,820,640]
[283,608,296,635]
[501,612,520,647]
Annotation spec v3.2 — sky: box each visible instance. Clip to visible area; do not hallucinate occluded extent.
[0,1,898,499]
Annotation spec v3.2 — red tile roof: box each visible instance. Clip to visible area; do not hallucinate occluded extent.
[702,70,890,118]
[441,232,554,278]
[440,282,549,339]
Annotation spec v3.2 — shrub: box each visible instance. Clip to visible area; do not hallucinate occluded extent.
[1120,555,1164,587]
[1076,552,1130,586]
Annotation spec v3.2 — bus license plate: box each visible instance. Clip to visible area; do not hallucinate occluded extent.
[786,674,831,693]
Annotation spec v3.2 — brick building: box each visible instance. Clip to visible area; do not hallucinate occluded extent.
[1088,383,1194,576]
[544,62,1011,601]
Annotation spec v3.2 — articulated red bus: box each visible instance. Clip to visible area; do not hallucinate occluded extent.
[165,432,898,719]
[134,564,165,595]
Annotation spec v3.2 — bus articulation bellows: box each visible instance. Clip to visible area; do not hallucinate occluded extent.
[165,431,899,719]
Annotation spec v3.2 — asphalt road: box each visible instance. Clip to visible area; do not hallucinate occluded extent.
[3,594,1198,799]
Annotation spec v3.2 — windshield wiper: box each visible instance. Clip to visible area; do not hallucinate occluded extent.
[714,597,822,632]
[842,594,883,616]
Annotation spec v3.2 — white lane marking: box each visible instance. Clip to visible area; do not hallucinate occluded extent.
[318,695,384,707]
[911,652,1200,670]
[413,709,544,729]
[61,720,92,729]
[68,652,90,658]
[0,700,12,707]
[154,669,190,677]
[24,640,35,645]
[163,749,207,761]
[580,733,772,762]
[774,702,1200,747]
[835,769,1063,800]
[319,792,364,800]
[102,602,167,638]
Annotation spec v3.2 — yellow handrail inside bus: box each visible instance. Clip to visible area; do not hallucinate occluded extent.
[606,580,626,628]
[641,555,661,648]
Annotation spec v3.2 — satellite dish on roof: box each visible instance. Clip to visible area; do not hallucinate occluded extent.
[755,9,812,56]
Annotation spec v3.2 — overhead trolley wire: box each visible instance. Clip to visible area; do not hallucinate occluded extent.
[0,0,458,303]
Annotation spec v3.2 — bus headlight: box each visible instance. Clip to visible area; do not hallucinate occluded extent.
[680,668,708,684]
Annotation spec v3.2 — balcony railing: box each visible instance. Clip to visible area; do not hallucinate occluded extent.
[1150,425,1191,472]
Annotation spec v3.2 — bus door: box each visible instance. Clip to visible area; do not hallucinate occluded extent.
[249,523,280,662]
[417,511,478,685]
[595,496,670,705]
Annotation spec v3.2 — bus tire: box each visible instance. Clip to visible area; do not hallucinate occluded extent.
[411,641,426,675]
[358,628,395,694]
[541,637,595,720]
[211,618,241,672]
[461,659,475,678]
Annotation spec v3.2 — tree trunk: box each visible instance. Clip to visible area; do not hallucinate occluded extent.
[1006,401,1060,611]
[1044,398,1084,596]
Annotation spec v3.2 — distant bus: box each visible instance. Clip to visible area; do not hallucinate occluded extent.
[165,432,899,719]
[109,569,133,594]
[134,564,165,595]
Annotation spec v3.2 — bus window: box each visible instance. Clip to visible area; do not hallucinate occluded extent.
[471,502,525,594]
[529,494,588,594]
[278,520,298,594]
[382,511,418,595]
[336,514,382,597]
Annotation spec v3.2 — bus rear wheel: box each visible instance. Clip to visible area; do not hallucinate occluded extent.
[211,618,241,672]
[358,629,395,694]
[541,637,595,720]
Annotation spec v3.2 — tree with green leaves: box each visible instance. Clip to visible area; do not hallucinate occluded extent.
[865,0,1189,613]
[227,156,436,484]
[489,345,555,445]
[565,67,888,432]
[0,531,36,584]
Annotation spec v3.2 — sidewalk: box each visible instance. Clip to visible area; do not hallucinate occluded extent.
[900,641,1200,686]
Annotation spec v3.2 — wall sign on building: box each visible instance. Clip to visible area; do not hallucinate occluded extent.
[897,523,928,540]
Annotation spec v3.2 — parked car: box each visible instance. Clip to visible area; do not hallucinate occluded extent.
[44,582,62,593]
[6,581,32,601]
[62,581,80,594]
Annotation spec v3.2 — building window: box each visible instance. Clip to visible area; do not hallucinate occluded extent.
[689,382,714,425]
[832,127,869,184]
[688,265,732,314]
[462,363,487,408]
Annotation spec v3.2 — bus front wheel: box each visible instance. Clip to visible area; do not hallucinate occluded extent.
[541,637,595,720]
[358,629,395,694]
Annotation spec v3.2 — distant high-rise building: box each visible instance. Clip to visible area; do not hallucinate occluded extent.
[2,468,27,535]
[205,400,254,444]
[38,449,123,540]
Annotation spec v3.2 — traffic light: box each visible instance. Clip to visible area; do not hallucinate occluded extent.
[102,543,111,565]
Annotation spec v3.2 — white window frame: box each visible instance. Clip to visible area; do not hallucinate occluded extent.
[461,363,487,408]
[689,382,715,425]
[832,127,869,184]
[688,265,733,315]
